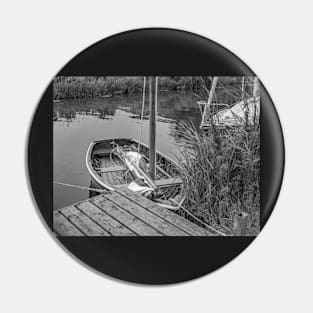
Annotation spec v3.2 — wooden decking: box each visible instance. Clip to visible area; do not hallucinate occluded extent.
[54,188,213,236]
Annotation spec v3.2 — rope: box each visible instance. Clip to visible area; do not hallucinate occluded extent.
[138,76,146,153]
[172,174,227,236]
[53,181,107,193]
[177,203,227,236]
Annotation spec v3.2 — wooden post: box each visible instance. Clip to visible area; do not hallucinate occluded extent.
[253,77,259,98]
[233,212,248,236]
[241,77,245,100]
[149,76,156,180]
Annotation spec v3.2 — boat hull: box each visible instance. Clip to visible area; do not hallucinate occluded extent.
[86,138,184,208]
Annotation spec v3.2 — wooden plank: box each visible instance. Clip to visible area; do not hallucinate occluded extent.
[155,177,183,187]
[76,201,136,236]
[109,157,126,185]
[93,147,111,155]
[113,178,183,189]
[112,157,128,185]
[113,177,183,190]
[53,212,84,236]
[102,157,114,185]
[103,192,189,236]
[91,195,163,236]
[97,165,126,173]
[61,205,110,236]
[156,164,172,178]
[119,188,214,236]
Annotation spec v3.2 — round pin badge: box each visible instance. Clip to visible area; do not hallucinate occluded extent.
[27,28,284,284]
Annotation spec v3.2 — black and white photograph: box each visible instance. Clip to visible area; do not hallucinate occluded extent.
[53,76,260,236]
[6,0,313,309]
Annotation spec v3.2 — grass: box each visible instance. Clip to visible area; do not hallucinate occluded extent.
[175,121,260,236]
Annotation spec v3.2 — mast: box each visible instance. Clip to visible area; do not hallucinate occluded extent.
[200,76,218,126]
[252,77,260,125]
[149,76,157,180]
[208,76,218,108]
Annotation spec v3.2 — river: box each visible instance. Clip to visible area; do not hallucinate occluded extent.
[53,92,202,209]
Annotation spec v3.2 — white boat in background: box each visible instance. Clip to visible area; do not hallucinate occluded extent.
[212,96,260,127]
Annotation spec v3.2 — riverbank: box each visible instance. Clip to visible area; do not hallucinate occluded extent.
[54,76,193,100]
[53,76,250,102]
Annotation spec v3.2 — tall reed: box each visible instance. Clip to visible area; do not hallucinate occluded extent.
[175,122,260,235]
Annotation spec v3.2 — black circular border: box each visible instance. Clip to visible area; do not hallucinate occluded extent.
[27,28,285,284]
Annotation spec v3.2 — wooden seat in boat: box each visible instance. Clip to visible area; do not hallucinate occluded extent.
[114,177,183,190]
[97,165,127,173]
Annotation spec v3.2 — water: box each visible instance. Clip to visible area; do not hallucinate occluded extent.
[53,92,202,209]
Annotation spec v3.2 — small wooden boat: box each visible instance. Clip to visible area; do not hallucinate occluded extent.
[86,138,184,209]
[86,77,185,210]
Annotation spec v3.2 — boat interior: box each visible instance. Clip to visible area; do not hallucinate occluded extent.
[90,139,183,201]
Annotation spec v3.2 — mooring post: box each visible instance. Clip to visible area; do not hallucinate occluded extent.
[253,77,259,98]
[233,211,248,236]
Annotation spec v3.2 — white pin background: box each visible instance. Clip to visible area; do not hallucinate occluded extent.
[0,1,312,312]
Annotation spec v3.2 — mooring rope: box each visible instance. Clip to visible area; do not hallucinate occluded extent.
[138,76,146,153]
[53,181,107,193]
[176,202,227,236]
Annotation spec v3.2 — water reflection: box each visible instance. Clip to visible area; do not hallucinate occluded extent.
[53,92,203,209]
[53,92,202,132]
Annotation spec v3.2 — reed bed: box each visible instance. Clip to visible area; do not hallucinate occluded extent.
[53,76,248,100]
[175,122,260,235]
